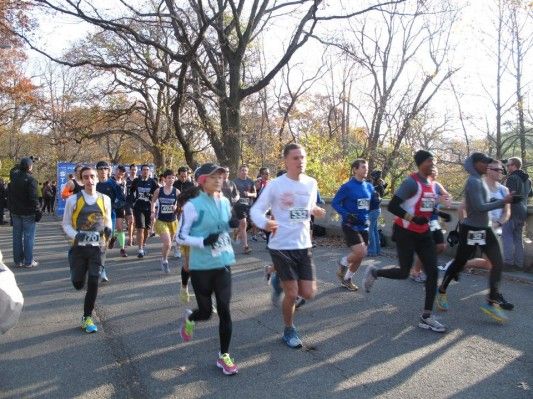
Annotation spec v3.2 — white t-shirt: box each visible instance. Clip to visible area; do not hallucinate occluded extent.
[250,174,317,250]
[488,183,509,223]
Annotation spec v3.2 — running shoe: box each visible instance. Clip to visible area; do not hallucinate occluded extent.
[436,290,449,311]
[336,265,348,283]
[23,260,39,268]
[108,236,116,249]
[174,248,182,258]
[264,265,272,283]
[480,302,508,323]
[251,235,258,242]
[418,315,446,333]
[120,249,128,258]
[81,316,98,333]
[100,267,109,283]
[282,326,302,349]
[363,265,377,293]
[179,310,194,342]
[137,249,144,259]
[149,232,156,238]
[271,273,283,306]
[295,297,306,309]
[493,293,514,311]
[341,278,358,291]
[179,285,190,304]
[216,353,238,375]
[438,259,453,271]
[161,259,170,274]
[243,246,252,255]
[410,272,427,283]
[14,262,23,268]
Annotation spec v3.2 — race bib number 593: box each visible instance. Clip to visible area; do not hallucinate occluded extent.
[289,208,309,222]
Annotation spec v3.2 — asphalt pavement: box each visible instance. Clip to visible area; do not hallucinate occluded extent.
[0,216,532,399]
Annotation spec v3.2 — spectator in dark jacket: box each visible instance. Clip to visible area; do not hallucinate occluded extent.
[502,157,532,271]
[8,157,40,268]
[0,179,7,224]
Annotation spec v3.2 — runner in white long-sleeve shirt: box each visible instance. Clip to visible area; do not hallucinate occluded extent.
[251,143,326,348]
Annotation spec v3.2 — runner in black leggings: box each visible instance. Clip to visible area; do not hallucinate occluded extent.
[436,153,515,323]
[363,150,449,333]
[176,163,240,376]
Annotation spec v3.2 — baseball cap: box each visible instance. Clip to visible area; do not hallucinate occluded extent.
[194,163,226,181]
[470,152,493,164]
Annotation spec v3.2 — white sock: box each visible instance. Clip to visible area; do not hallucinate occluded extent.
[344,270,355,281]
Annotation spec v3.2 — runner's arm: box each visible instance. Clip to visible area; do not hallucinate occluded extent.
[151,188,160,214]
[250,183,273,229]
[331,184,349,219]
[62,196,78,240]
[175,202,204,248]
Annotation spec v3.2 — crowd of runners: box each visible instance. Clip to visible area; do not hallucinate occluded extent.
[57,144,529,376]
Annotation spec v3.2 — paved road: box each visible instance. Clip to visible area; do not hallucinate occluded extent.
[1,216,532,399]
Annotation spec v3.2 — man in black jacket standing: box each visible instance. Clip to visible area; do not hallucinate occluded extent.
[8,157,40,268]
[0,178,7,225]
[502,157,532,271]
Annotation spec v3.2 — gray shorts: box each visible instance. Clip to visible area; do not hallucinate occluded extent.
[269,248,315,281]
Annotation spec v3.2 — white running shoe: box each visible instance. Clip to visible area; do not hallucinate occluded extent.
[100,267,109,282]
[174,247,182,258]
[363,265,377,293]
[438,260,453,271]
[418,315,446,333]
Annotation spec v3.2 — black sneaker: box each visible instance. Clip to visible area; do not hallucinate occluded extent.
[108,236,117,249]
[494,293,514,311]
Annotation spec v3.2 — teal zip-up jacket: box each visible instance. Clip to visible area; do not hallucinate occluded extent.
[176,191,235,270]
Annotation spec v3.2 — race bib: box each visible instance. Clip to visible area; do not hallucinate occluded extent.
[211,232,232,257]
[160,204,174,214]
[429,220,441,232]
[467,230,486,246]
[289,207,309,222]
[77,231,100,247]
[357,199,370,210]
[420,196,436,212]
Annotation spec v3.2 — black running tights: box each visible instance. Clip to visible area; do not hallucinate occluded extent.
[189,267,232,354]
[376,225,438,312]
[73,275,99,318]
[441,224,502,301]
[181,267,190,286]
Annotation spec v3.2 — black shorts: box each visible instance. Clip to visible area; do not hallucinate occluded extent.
[115,207,126,219]
[234,202,251,220]
[342,226,369,247]
[269,248,315,281]
[125,205,133,216]
[69,246,102,282]
[432,229,445,245]
[133,208,152,229]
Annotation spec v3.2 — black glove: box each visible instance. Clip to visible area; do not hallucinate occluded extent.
[411,215,429,225]
[229,215,240,228]
[203,232,220,247]
[35,210,43,222]
[512,195,523,204]
[437,211,452,223]
[103,227,112,240]
[346,213,359,225]
[74,232,88,243]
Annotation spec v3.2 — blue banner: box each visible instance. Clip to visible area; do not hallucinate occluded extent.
[56,162,76,217]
